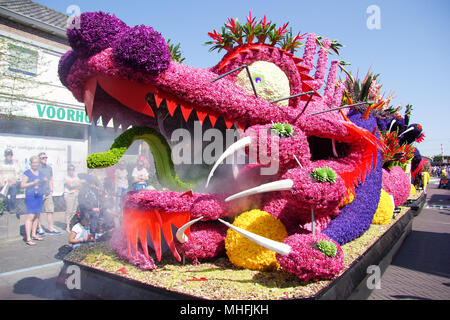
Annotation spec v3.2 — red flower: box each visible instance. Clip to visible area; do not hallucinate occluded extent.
[260,14,270,29]
[208,29,222,43]
[293,31,307,43]
[246,11,257,29]
[226,17,239,34]
[277,22,289,36]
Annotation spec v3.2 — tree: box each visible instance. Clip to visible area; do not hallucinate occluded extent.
[0,36,55,118]
[432,155,450,163]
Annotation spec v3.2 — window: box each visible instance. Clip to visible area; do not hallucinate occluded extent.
[7,44,38,76]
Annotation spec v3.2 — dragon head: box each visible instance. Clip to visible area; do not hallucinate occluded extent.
[59,12,390,275]
[59,11,379,195]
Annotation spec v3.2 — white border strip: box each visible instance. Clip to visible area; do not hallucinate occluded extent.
[0,261,63,277]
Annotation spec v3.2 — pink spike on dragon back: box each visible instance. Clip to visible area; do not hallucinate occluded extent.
[59,11,390,282]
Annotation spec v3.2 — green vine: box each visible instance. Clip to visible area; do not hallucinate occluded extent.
[87,127,193,191]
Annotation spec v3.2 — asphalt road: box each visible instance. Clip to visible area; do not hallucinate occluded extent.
[0,178,448,300]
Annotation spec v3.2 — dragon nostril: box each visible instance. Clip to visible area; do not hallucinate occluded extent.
[112,25,171,76]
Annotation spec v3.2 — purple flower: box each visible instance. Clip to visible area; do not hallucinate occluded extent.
[322,112,382,245]
[112,25,171,75]
[67,11,129,58]
[58,50,78,87]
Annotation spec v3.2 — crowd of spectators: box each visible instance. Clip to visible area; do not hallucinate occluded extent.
[0,148,157,249]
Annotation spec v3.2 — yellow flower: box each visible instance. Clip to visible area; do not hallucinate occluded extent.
[410,184,416,196]
[339,189,355,208]
[372,189,394,225]
[225,209,288,271]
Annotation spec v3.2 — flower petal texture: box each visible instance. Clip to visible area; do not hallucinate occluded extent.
[225,210,288,271]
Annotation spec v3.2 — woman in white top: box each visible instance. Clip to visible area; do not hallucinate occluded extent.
[69,211,93,249]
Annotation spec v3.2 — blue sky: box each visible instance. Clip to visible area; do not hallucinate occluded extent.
[38,0,450,157]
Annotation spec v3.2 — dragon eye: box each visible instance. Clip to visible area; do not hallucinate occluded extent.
[253,74,264,85]
[235,61,291,107]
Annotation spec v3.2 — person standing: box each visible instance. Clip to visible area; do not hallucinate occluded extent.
[64,164,81,232]
[0,148,20,213]
[20,156,44,246]
[78,175,101,237]
[114,160,128,211]
[37,152,61,235]
[132,158,149,190]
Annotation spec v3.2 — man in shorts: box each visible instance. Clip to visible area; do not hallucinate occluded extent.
[38,152,61,235]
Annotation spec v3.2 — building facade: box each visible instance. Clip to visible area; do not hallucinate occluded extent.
[0,1,127,204]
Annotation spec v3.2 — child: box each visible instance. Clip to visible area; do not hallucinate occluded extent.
[69,211,94,249]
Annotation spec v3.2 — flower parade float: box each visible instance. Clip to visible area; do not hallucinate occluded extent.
[57,12,426,299]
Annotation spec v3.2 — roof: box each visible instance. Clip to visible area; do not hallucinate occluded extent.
[0,0,68,37]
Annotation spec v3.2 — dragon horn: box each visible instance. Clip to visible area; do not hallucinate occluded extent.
[175,216,203,244]
[218,219,291,256]
[205,136,252,188]
[225,179,294,202]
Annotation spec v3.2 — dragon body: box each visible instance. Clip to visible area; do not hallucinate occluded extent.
[59,12,413,282]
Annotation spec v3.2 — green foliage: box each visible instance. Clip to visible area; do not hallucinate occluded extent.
[167,39,185,63]
[205,14,306,54]
[316,36,344,56]
[316,240,337,257]
[311,167,338,184]
[270,122,294,137]
[343,71,380,103]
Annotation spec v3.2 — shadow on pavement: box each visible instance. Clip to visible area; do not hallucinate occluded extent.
[428,194,450,206]
[390,294,432,300]
[13,276,63,299]
[54,245,73,260]
[391,230,450,278]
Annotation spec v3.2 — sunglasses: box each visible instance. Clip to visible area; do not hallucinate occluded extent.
[40,157,48,159]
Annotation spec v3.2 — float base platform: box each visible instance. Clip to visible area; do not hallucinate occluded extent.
[56,206,419,300]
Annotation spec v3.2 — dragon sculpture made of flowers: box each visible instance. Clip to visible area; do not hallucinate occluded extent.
[59,11,424,282]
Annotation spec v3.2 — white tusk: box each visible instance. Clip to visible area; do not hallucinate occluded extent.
[232,162,239,180]
[389,194,395,209]
[332,139,338,158]
[225,179,294,202]
[398,126,414,137]
[205,136,252,188]
[218,218,291,256]
[175,216,203,244]
[388,119,396,133]
[293,154,303,168]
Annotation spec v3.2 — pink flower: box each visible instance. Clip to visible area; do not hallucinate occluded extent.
[276,233,344,282]
[382,166,410,207]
